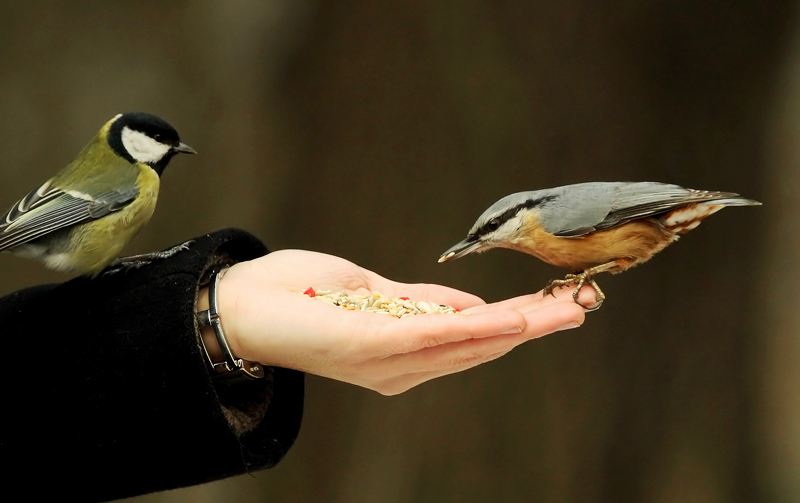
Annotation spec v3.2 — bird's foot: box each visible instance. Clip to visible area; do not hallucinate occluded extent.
[543,271,606,312]
[101,240,195,276]
[542,261,620,311]
[544,274,581,297]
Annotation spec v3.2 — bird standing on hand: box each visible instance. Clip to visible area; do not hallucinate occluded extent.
[438,181,761,311]
[0,112,196,276]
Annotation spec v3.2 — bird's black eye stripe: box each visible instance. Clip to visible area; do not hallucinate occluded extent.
[474,195,557,237]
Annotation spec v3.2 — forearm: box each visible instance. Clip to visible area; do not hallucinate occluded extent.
[0,229,304,501]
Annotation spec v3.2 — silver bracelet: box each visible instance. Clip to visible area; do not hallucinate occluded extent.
[197,267,265,384]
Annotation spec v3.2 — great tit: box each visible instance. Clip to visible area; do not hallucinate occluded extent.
[0,112,196,276]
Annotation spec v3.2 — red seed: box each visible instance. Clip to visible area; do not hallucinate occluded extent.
[303,287,316,297]
[455,308,460,312]
[399,296,410,301]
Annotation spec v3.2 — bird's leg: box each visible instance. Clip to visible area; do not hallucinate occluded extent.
[117,240,195,263]
[101,240,195,276]
[543,260,619,311]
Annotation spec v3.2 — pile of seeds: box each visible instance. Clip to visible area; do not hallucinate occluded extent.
[300,287,465,318]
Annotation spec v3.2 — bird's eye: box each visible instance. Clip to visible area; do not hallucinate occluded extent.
[485,219,500,232]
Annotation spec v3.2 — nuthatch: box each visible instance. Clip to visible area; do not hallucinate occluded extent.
[438,181,761,311]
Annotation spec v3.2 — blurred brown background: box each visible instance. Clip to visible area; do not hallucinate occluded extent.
[1,1,799,501]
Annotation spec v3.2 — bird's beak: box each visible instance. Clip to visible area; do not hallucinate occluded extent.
[438,237,485,263]
[173,142,197,155]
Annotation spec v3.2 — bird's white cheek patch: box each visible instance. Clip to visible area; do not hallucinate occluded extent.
[121,127,170,164]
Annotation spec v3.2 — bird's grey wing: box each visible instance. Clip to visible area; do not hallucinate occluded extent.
[547,182,737,236]
[596,184,741,230]
[539,183,622,236]
[0,180,137,251]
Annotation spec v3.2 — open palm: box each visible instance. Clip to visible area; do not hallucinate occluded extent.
[212,250,592,395]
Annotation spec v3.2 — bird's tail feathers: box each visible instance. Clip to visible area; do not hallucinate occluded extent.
[707,197,761,207]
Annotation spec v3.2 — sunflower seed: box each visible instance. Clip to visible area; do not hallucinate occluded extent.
[300,288,466,319]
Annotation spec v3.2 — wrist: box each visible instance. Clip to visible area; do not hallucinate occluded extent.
[197,272,243,359]
[197,287,225,362]
[196,266,265,383]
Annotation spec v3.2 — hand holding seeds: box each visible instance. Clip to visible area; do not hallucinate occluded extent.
[198,249,589,395]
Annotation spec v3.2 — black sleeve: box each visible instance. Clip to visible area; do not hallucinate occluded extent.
[0,228,304,502]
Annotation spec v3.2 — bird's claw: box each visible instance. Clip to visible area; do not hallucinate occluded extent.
[100,240,195,277]
[543,272,606,311]
[544,274,579,297]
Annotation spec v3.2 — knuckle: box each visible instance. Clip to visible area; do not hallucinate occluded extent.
[347,342,375,362]
[446,352,484,369]
[386,334,443,356]
[416,335,444,351]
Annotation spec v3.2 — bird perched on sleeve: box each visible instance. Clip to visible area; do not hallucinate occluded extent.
[0,112,196,276]
[438,181,761,311]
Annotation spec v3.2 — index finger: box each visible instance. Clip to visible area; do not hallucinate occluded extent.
[465,284,599,314]
[372,308,527,357]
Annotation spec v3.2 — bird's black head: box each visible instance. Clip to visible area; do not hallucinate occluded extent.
[107,112,196,176]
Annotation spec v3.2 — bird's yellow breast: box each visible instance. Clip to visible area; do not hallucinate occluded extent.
[67,164,160,275]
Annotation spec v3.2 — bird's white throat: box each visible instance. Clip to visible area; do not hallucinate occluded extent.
[120,126,170,164]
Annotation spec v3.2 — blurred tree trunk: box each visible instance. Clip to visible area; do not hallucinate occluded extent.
[757,12,800,501]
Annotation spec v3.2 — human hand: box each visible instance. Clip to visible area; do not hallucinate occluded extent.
[199,250,593,395]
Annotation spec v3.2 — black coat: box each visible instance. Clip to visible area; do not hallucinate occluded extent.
[0,229,304,501]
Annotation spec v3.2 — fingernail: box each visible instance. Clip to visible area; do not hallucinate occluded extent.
[501,327,523,335]
[556,321,581,331]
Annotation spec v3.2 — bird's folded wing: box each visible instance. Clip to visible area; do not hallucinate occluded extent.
[596,187,740,231]
[0,180,137,251]
[551,182,742,236]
